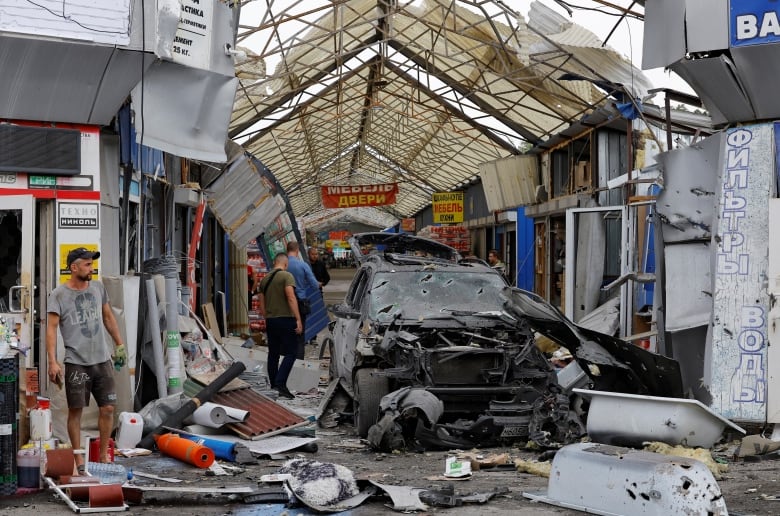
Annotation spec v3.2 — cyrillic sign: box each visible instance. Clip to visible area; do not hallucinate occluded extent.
[321,183,398,208]
[432,192,464,223]
[731,0,780,47]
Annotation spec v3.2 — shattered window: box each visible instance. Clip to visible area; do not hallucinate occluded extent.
[368,271,506,322]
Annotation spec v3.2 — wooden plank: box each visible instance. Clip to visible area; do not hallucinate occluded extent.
[201,302,222,343]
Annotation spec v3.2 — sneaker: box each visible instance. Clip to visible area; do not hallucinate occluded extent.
[275,386,295,399]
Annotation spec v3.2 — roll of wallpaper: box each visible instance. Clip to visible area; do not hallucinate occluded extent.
[190,403,228,428]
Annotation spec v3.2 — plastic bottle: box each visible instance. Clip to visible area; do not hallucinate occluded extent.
[86,462,127,484]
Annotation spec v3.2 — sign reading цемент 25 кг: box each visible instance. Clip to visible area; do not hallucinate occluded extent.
[731,0,780,47]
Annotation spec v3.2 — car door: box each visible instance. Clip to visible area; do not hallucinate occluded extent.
[331,267,371,384]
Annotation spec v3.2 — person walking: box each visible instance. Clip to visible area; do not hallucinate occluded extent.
[285,241,319,358]
[308,247,330,293]
[258,253,302,400]
[46,247,126,472]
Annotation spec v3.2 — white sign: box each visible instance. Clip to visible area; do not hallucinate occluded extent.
[172,0,214,70]
[0,0,131,46]
[59,202,99,229]
[709,124,772,422]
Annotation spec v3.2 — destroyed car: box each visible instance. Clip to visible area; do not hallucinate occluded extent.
[327,233,684,452]
[327,233,586,450]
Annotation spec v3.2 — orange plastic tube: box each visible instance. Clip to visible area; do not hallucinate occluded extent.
[153,433,215,469]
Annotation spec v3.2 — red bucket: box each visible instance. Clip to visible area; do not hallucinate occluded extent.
[88,438,115,463]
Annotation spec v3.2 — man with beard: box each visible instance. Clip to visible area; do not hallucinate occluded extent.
[46,247,126,472]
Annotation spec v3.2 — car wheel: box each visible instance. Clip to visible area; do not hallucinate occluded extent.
[353,368,389,437]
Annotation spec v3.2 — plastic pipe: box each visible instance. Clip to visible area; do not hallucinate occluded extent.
[145,279,168,399]
[165,277,183,393]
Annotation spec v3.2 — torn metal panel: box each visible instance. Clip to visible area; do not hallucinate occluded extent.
[685,0,729,54]
[131,61,238,162]
[641,0,686,70]
[666,326,710,404]
[570,210,607,324]
[656,133,722,243]
[768,199,780,424]
[731,44,780,121]
[670,57,754,126]
[369,482,428,512]
[664,243,712,332]
[706,124,772,422]
[478,155,539,211]
[524,443,730,516]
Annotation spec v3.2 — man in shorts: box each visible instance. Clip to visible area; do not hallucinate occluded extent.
[46,247,126,470]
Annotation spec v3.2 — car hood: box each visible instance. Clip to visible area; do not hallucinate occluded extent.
[502,287,683,398]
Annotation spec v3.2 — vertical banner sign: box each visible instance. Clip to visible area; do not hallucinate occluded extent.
[730,0,780,48]
[432,192,464,223]
[709,124,772,422]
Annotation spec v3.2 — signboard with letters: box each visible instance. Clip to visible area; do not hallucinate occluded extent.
[432,192,464,223]
[731,0,780,47]
[321,183,398,208]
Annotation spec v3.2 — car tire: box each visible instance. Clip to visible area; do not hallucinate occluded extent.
[353,368,389,437]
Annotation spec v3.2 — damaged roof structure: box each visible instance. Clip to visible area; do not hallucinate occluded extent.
[230,0,652,228]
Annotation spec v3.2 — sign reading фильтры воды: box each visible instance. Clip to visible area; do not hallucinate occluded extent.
[731,0,780,47]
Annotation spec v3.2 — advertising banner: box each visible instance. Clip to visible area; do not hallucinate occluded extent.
[708,124,772,422]
[432,192,464,223]
[321,183,398,208]
[731,0,780,47]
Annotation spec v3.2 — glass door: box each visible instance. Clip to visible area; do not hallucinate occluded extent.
[0,196,35,367]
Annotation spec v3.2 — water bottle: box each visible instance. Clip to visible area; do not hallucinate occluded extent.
[87,462,128,484]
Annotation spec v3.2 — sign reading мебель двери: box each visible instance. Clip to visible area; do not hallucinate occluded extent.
[432,192,464,223]
[709,124,773,423]
[321,183,398,208]
[731,0,780,47]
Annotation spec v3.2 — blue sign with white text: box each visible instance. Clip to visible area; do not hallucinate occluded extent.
[731,0,780,47]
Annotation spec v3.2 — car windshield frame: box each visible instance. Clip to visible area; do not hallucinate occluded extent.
[367,269,507,322]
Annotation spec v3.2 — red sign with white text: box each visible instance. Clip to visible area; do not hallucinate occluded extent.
[321,183,398,208]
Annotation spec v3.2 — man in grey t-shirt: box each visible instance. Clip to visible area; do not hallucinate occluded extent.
[46,247,126,470]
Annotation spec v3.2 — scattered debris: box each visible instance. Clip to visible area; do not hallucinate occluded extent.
[444,456,472,478]
[643,441,729,479]
[514,458,552,478]
[278,458,360,508]
[369,481,429,512]
[735,434,780,458]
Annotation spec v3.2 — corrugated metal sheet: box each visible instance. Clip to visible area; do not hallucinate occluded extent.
[205,153,287,248]
[478,155,539,211]
[212,388,306,440]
